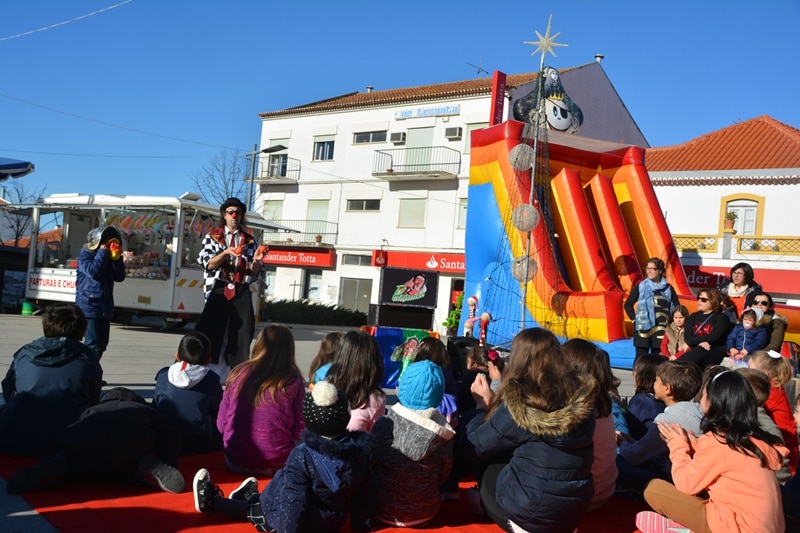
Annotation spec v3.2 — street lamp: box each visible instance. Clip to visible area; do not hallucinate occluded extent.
[246,143,288,211]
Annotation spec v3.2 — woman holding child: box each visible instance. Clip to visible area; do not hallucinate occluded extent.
[464,327,597,533]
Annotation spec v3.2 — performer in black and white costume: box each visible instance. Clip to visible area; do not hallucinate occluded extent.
[194,197,266,378]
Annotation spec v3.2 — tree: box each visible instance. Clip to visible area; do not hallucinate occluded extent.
[0,179,47,247]
[190,150,250,205]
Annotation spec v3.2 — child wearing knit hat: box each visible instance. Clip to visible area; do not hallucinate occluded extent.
[192,380,374,532]
[371,359,456,527]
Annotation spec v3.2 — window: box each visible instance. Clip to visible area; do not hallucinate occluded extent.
[456,198,467,229]
[313,135,335,160]
[307,199,329,236]
[260,200,284,242]
[342,254,372,266]
[398,198,426,228]
[353,131,387,144]
[721,194,764,237]
[267,154,287,177]
[347,199,380,211]
[262,200,284,221]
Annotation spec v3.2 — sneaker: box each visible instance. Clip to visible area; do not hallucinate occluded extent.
[193,468,223,513]
[230,476,259,501]
[136,455,185,494]
[635,511,691,533]
[466,486,484,517]
[6,454,70,495]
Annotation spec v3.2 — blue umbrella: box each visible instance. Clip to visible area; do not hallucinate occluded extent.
[0,157,35,181]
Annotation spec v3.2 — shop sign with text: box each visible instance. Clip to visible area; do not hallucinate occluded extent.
[262,248,335,268]
[371,250,465,274]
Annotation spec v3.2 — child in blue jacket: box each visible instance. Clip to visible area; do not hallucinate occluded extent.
[191,380,373,533]
[153,331,223,455]
[726,307,769,362]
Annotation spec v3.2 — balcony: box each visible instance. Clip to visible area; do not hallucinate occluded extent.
[673,233,800,257]
[251,154,301,184]
[372,146,461,181]
[260,219,338,246]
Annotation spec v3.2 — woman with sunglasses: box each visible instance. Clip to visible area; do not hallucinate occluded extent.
[680,288,733,369]
[750,291,789,352]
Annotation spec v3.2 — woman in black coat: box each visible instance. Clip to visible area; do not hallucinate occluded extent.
[679,288,732,369]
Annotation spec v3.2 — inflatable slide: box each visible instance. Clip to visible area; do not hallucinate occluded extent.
[463,120,695,369]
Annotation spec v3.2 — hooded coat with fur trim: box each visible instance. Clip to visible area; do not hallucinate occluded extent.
[465,373,597,533]
[256,430,374,533]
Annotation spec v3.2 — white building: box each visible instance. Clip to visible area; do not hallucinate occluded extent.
[647,115,800,305]
[250,61,647,334]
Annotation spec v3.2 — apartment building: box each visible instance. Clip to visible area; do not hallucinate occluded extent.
[250,60,645,333]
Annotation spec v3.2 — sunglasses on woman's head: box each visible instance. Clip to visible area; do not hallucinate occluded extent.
[697,296,709,302]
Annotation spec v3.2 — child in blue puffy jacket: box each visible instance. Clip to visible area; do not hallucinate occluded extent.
[726,307,769,362]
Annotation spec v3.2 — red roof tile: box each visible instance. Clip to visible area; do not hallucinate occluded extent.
[646,115,800,171]
[259,72,542,118]
[2,227,62,248]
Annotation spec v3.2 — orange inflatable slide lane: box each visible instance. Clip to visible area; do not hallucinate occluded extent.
[550,168,621,293]
[613,148,693,295]
[584,174,641,293]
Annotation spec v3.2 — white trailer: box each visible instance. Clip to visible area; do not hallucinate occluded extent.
[15,192,295,325]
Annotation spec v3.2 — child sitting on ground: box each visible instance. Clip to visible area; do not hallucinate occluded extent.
[192,380,373,532]
[410,336,459,427]
[620,353,666,439]
[617,361,703,492]
[661,305,689,360]
[307,332,343,385]
[0,303,103,457]
[7,387,184,495]
[455,345,493,418]
[749,349,799,475]
[736,367,793,482]
[639,371,786,533]
[153,331,223,455]
[371,359,455,527]
[217,325,305,476]
[563,338,619,511]
[325,330,386,432]
[726,307,769,363]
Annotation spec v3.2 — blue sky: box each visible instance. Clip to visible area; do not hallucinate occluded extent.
[1,0,799,199]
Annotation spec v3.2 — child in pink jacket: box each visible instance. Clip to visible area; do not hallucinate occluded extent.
[217,325,305,476]
[640,371,787,533]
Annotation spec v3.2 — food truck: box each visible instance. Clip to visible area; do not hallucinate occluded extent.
[16,192,295,325]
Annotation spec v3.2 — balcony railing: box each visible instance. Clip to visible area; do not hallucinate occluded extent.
[673,233,800,256]
[372,146,461,179]
[260,219,338,246]
[252,155,301,184]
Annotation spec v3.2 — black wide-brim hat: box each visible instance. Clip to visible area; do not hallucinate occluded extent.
[220,197,247,216]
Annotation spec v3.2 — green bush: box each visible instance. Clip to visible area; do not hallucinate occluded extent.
[260,299,367,327]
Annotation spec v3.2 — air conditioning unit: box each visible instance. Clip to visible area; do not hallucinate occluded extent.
[445,126,463,140]
[390,132,406,144]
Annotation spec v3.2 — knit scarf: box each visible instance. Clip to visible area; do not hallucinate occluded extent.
[726,282,749,298]
[636,278,672,331]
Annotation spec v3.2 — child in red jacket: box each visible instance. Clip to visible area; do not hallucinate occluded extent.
[749,349,799,475]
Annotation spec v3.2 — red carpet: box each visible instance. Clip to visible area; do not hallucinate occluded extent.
[1,453,645,532]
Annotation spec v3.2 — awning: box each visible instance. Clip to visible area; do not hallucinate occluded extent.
[0,157,35,181]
